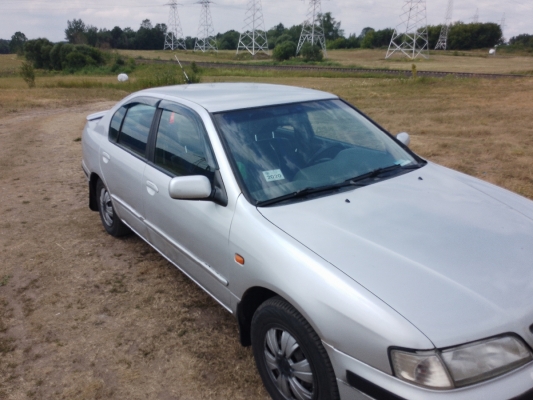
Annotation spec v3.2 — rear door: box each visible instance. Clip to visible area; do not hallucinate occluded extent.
[100,97,158,236]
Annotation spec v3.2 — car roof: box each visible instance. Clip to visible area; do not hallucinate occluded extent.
[138,83,339,113]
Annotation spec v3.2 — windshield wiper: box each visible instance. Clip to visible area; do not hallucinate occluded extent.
[257,162,424,207]
[346,162,423,184]
[256,181,354,207]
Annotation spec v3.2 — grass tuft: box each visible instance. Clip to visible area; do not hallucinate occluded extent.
[0,275,12,287]
[20,61,36,88]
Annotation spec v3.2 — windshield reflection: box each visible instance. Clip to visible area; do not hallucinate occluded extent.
[214,100,418,204]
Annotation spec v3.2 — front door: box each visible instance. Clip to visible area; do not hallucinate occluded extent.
[142,103,234,308]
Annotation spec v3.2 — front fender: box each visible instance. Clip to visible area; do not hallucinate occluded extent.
[228,196,433,374]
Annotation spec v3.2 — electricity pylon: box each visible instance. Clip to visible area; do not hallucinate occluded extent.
[194,0,218,52]
[237,0,269,55]
[164,0,186,50]
[472,8,479,23]
[435,0,453,50]
[386,0,429,59]
[297,0,327,56]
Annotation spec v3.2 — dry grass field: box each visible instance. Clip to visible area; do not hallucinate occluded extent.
[118,49,244,64]
[0,54,24,77]
[327,49,533,75]
[1,55,533,399]
[117,48,533,75]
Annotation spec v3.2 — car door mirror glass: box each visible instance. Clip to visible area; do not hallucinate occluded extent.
[168,175,212,200]
[396,132,411,147]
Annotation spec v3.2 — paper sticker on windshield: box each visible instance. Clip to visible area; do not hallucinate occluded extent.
[396,159,411,166]
[263,169,285,182]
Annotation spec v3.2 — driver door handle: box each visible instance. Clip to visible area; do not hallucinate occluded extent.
[146,180,159,195]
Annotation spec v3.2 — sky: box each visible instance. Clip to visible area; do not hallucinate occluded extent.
[1,0,532,43]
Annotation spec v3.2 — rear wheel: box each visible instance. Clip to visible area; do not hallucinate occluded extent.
[96,179,130,237]
[251,297,339,400]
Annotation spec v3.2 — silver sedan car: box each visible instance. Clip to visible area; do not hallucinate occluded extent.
[81,83,533,400]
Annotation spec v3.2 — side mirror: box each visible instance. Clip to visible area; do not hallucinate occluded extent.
[396,132,411,147]
[169,175,212,200]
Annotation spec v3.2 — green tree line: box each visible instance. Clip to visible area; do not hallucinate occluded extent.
[508,34,533,52]
[353,22,503,50]
[427,22,503,49]
[2,14,529,58]
[24,38,106,71]
[0,31,28,54]
[58,14,348,51]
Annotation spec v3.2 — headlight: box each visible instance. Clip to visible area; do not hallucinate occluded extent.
[441,336,532,387]
[391,335,532,389]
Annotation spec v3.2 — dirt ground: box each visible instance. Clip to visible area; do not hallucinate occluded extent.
[0,103,268,399]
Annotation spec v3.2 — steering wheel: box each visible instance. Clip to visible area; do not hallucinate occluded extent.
[306,144,345,166]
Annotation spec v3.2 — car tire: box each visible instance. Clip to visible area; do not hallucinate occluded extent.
[96,179,130,237]
[251,296,339,400]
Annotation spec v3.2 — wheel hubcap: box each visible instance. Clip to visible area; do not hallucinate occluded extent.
[264,328,314,400]
[99,188,114,226]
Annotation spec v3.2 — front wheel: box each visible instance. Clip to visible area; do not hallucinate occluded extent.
[251,297,339,400]
[96,179,130,237]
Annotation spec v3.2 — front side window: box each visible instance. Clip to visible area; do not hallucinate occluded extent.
[116,104,156,157]
[154,109,214,179]
[214,100,421,204]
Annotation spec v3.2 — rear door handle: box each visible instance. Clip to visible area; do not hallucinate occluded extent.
[102,151,110,164]
[146,180,159,195]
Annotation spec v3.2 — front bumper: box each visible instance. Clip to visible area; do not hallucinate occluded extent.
[324,342,533,400]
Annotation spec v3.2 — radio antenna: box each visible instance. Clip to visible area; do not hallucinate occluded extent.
[175,55,190,84]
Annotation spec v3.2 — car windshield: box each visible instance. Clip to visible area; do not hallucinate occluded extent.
[214,99,419,205]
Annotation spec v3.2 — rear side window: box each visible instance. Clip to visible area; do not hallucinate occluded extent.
[109,106,126,142]
[112,104,156,157]
[154,110,213,178]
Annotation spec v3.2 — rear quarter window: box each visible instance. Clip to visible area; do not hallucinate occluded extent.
[109,106,127,142]
[114,104,156,157]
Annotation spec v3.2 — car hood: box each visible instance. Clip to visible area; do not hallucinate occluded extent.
[258,163,533,348]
